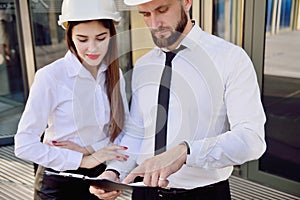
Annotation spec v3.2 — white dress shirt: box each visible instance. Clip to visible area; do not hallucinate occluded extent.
[14,51,129,171]
[108,24,266,189]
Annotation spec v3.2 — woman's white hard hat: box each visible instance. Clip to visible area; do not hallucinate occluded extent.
[124,0,152,6]
[58,0,121,29]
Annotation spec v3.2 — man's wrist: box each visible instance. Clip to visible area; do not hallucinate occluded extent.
[180,141,190,154]
[179,141,190,164]
[105,169,120,179]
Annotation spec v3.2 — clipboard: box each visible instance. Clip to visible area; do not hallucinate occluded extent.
[45,170,145,191]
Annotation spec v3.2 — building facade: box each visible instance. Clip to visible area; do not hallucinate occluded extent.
[0,0,299,196]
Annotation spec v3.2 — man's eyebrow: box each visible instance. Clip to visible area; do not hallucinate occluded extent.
[138,5,168,14]
[138,10,148,14]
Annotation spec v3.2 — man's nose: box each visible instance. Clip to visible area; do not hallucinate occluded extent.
[150,14,162,29]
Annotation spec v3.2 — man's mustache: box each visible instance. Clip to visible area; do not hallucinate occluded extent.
[151,27,171,34]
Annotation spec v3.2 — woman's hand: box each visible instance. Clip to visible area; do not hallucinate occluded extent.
[47,140,129,169]
[89,171,122,200]
[80,145,129,169]
[51,141,94,156]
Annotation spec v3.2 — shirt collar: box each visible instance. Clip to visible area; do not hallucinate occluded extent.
[159,20,202,53]
[181,21,202,50]
[65,50,108,78]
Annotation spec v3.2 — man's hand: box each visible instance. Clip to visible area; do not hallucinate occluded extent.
[122,144,188,188]
[89,171,122,200]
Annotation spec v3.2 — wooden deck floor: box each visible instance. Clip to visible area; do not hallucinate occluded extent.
[1,145,299,200]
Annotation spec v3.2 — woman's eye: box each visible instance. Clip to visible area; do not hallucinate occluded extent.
[97,37,106,41]
[78,38,87,43]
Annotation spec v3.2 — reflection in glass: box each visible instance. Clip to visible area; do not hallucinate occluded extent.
[266,0,274,33]
[29,0,66,70]
[213,0,226,39]
[115,1,132,73]
[261,29,300,182]
[212,0,244,46]
[0,1,24,139]
[0,1,23,101]
[279,0,292,29]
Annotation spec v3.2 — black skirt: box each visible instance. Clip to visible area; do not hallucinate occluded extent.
[34,164,106,200]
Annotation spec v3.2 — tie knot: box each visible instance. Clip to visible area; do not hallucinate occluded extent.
[172,45,187,54]
[164,45,186,65]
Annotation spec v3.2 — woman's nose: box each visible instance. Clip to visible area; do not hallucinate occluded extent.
[88,41,98,52]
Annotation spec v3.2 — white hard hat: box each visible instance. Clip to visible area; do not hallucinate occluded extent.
[58,0,121,29]
[124,0,152,6]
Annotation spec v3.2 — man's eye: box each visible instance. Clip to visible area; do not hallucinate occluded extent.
[158,7,168,13]
[142,12,150,17]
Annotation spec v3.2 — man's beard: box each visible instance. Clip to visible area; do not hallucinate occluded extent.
[151,7,187,48]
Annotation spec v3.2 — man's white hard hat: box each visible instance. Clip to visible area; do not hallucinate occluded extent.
[58,0,121,29]
[124,0,152,6]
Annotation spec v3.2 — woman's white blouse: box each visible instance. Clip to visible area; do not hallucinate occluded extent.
[15,51,128,171]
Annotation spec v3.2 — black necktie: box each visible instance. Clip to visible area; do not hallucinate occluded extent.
[154,46,186,155]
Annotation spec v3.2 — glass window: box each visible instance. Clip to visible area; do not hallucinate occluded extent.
[213,0,226,38]
[115,0,132,73]
[266,0,274,33]
[114,0,133,102]
[0,1,23,101]
[279,0,292,29]
[29,0,66,70]
[260,28,300,182]
[212,0,244,46]
[0,0,25,140]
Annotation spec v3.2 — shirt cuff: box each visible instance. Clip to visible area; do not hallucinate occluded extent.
[185,137,218,168]
[54,149,83,171]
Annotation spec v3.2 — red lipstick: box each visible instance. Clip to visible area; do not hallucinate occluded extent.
[87,54,100,60]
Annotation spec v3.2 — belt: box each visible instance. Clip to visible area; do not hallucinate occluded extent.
[156,180,228,198]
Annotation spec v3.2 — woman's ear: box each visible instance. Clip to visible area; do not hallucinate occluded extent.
[182,0,192,12]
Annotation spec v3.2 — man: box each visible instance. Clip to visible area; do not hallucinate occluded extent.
[90,0,266,199]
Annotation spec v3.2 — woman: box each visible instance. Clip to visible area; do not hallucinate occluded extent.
[14,0,128,199]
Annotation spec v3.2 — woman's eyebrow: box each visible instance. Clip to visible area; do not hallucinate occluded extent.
[75,32,108,37]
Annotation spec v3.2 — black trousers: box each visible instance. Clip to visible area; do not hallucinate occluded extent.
[34,164,106,200]
[132,180,231,200]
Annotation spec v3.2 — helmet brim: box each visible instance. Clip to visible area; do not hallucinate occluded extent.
[124,0,152,6]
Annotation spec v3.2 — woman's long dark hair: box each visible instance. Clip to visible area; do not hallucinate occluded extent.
[66,19,125,142]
